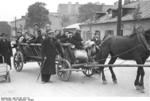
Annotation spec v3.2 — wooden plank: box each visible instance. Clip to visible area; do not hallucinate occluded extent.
[19,43,41,46]
[71,63,150,68]
[59,69,84,72]
[85,64,150,67]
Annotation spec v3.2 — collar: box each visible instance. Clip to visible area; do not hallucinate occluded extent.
[137,33,150,51]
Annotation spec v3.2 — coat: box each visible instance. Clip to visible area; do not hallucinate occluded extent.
[41,37,63,75]
[71,33,83,49]
[91,37,101,45]
[0,39,12,67]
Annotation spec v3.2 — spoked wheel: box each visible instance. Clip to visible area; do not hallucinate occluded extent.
[56,58,71,81]
[82,68,94,77]
[13,51,24,72]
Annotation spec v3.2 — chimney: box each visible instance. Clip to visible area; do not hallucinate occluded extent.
[124,0,131,5]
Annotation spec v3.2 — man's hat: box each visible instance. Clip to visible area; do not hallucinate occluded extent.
[33,23,39,27]
[47,30,54,34]
[46,24,51,27]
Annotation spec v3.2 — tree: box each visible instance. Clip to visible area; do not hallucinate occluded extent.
[25,2,50,28]
[61,15,70,27]
[78,3,103,22]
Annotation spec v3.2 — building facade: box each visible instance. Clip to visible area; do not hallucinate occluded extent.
[80,0,150,41]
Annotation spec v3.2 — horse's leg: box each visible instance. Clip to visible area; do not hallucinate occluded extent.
[135,58,145,92]
[139,67,145,93]
[108,57,117,84]
[134,67,140,90]
[138,59,146,93]
[101,66,107,84]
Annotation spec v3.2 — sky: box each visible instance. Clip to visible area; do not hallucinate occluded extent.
[0,0,117,21]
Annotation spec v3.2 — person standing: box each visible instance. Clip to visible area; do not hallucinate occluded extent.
[41,31,63,83]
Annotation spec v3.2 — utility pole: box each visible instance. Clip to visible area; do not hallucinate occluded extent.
[14,17,17,36]
[117,0,122,36]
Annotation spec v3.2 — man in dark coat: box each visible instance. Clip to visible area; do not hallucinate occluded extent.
[0,36,12,68]
[71,30,83,49]
[41,31,63,83]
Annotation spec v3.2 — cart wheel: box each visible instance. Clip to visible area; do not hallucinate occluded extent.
[82,68,94,77]
[56,59,71,81]
[13,51,24,72]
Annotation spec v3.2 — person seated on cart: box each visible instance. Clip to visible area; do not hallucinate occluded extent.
[91,30,101,45]
[70,29,83,49]
[28,23,43,43]
[58,31,70,43]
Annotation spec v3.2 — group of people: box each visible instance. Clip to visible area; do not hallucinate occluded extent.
[40,29,102,83]
[0,23,102,83]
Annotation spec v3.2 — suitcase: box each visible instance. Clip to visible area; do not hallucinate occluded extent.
[0,55,11,82]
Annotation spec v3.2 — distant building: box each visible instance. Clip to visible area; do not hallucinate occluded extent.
[48,13,62,30]
[57,2,114,27]
[10,16,26,36]
[0,21,11,37]
[10,13,62,36]
[80,0,150,41]
[57,2,80,16]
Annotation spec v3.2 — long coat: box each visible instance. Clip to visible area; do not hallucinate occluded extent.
[0,39,12,67]
[41,37,63,75]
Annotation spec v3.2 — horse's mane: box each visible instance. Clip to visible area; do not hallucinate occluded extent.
[144,29,150,35]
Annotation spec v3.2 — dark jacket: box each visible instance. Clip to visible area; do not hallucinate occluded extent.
[0,39,12,67]
[59,34,69,43]
[91,37,101,45]
[71,32,83,49]
[41,37,63,75]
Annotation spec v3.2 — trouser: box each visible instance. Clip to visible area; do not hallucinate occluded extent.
[41,74,51,82]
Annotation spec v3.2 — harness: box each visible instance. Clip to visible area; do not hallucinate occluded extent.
[137,33,150,51]
[93,33,150,62]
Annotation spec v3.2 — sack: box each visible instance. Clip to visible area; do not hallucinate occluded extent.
[84,40,95,48]
[74,50,88,59]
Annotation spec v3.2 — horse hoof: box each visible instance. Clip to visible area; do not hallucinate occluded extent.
[139,86,145,93]
[135,86,140,90]
[113,80,117,84]
[102,81,107,84]
[140,89,145,93]
[136,86,145,93]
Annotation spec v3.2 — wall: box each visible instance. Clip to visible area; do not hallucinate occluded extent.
[80,19,150,41]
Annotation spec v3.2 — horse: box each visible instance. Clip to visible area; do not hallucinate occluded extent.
[93,29,150,93]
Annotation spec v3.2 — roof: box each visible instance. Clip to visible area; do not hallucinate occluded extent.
[81,1,150,26]
[64,23,81,29]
